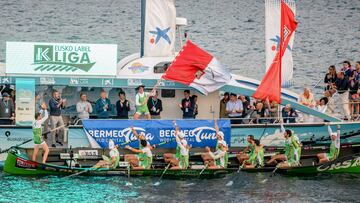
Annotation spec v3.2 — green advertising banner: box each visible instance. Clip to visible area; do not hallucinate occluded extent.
[15,78,35,126]
[6,42,117,76]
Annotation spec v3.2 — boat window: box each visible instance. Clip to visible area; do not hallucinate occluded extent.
[161,89,175,98]
[154,62,171,73]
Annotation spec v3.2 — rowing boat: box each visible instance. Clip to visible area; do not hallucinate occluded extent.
[3,148,236,178]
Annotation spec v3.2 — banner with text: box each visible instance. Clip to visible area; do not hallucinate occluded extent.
[6,42,117,76]
[82,119,231,148]
[15,78,35,126]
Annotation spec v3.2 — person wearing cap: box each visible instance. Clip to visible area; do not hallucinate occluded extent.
[95,90,113,119]
[205,140,228,169]
[236,135,255,165]
[95,139,120,169]
[226,93,243,124]
[124,127,152,165]
[266,122,301,167]
[0,92,15,125]
[125,139,153,169]
[201,119,228,167]
[317,124,341,163]
[282,104,298,123]
[219,92,229,118]
[242,139,264,168]
[179,90,195,119]
[133,85,151,120]
[32,103,50,163]
[169,121,190,170]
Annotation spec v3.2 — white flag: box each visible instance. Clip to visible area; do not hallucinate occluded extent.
[265,0,296,87]
[143,0,176,57]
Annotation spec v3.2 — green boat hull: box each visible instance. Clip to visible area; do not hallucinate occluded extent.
[3,150,235,178]
[278,153,360,175]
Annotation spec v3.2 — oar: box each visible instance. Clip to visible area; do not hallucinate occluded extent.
[153,163,171,186]
[0,138,33,154]
[198,163,209,178]
[62,166,100,178]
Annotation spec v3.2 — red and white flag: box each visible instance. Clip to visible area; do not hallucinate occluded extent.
[253,0,297,103]
[162,40,231,95]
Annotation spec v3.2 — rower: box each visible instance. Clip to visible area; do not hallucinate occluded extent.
[266,122,301,167]
[236,135,255,164]
[242,139,264,169]
[204,140,228,169]
[317,124,340,163]
[170,121,190,170]
[32,103,50,163]
[95,139,120,169]
[124,127,151,166]
[125,139,153,169]
[201,119,228,167]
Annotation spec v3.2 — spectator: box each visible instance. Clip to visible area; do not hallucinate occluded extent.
[147,91,163,119]
[35,92,42,113]
[341,60,354,78]
[10,89,16,108]
[49,90,66,147]
[238,95,250,116]
[335,71,351,120]
[282,104,298,123]
[314,97,328,122]
[95,90,113,119]
[226,93,243,124]
[298,88,316,122]
[247,101,269,124]
[116,91,130,119]
[265,99,279,122]
[179,90,195,119]
[192,95,198,118]
[0,92,15,125]
[76,93,93,124]
[324,65,337,90]
[219,92,229,118]
[134,85,151,120]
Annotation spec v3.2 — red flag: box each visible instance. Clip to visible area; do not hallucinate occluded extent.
[162,40,231,95]
[253,0,297,103]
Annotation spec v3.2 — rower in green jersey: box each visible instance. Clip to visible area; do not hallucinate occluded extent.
[266,122,302,167]
[133,85,152,120]
[170,121,190,170]
[201,119,228,167]
[95,139,120,169]
[124,127,152,167]
[243,139,264,169]
[205,140,228,169]
[236,135,255,164]
[32,103,50,164]
[125,139,153,169]
[317,124,341,163]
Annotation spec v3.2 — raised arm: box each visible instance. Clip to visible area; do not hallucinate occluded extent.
[130,127,140,139]
[38,110,49,124]
[327,125,333,137]
[214,119,219,135]
[280,122,285,133]
[125,145,142,153]
[336,125,341,148]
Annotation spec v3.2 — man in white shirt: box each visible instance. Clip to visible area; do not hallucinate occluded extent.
[226,93,243,124]
[76,93,93,124]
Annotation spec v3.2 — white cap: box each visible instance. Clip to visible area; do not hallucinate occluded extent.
[108,139,115,150]
[218,140,227,147]
[139,132,146,137]
[178,132,185,139]
[217,131,224,140]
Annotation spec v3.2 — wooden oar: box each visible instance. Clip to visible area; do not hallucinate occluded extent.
[0,138,33,154]
[153,163,171,186]
[62,166,100,178]
[198,163,209,178]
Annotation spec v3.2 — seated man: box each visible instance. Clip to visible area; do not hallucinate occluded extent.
[204,140,228,169]
[124,127,151,166]
[282,104,298,123]
[317,125,340,163]
[236,135,255,165]
[95,140,120,169]
[202,119,228,166]
[32,104,50,163]
[125,140,153,169]
[242,139,264,169]
[169,121,190,170]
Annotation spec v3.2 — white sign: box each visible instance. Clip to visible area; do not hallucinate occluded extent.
[6,42,118,76]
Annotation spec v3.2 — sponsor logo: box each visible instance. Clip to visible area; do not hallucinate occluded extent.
[269,35,292,52]
[16,157,38,169]
[149,27,171,44]
[33,44,95,72]
[317,156,360,172]
[128,62,150,74]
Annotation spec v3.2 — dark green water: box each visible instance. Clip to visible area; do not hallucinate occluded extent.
[1,172,359,203]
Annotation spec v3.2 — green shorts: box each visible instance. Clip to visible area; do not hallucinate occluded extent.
[136,107,150,115]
